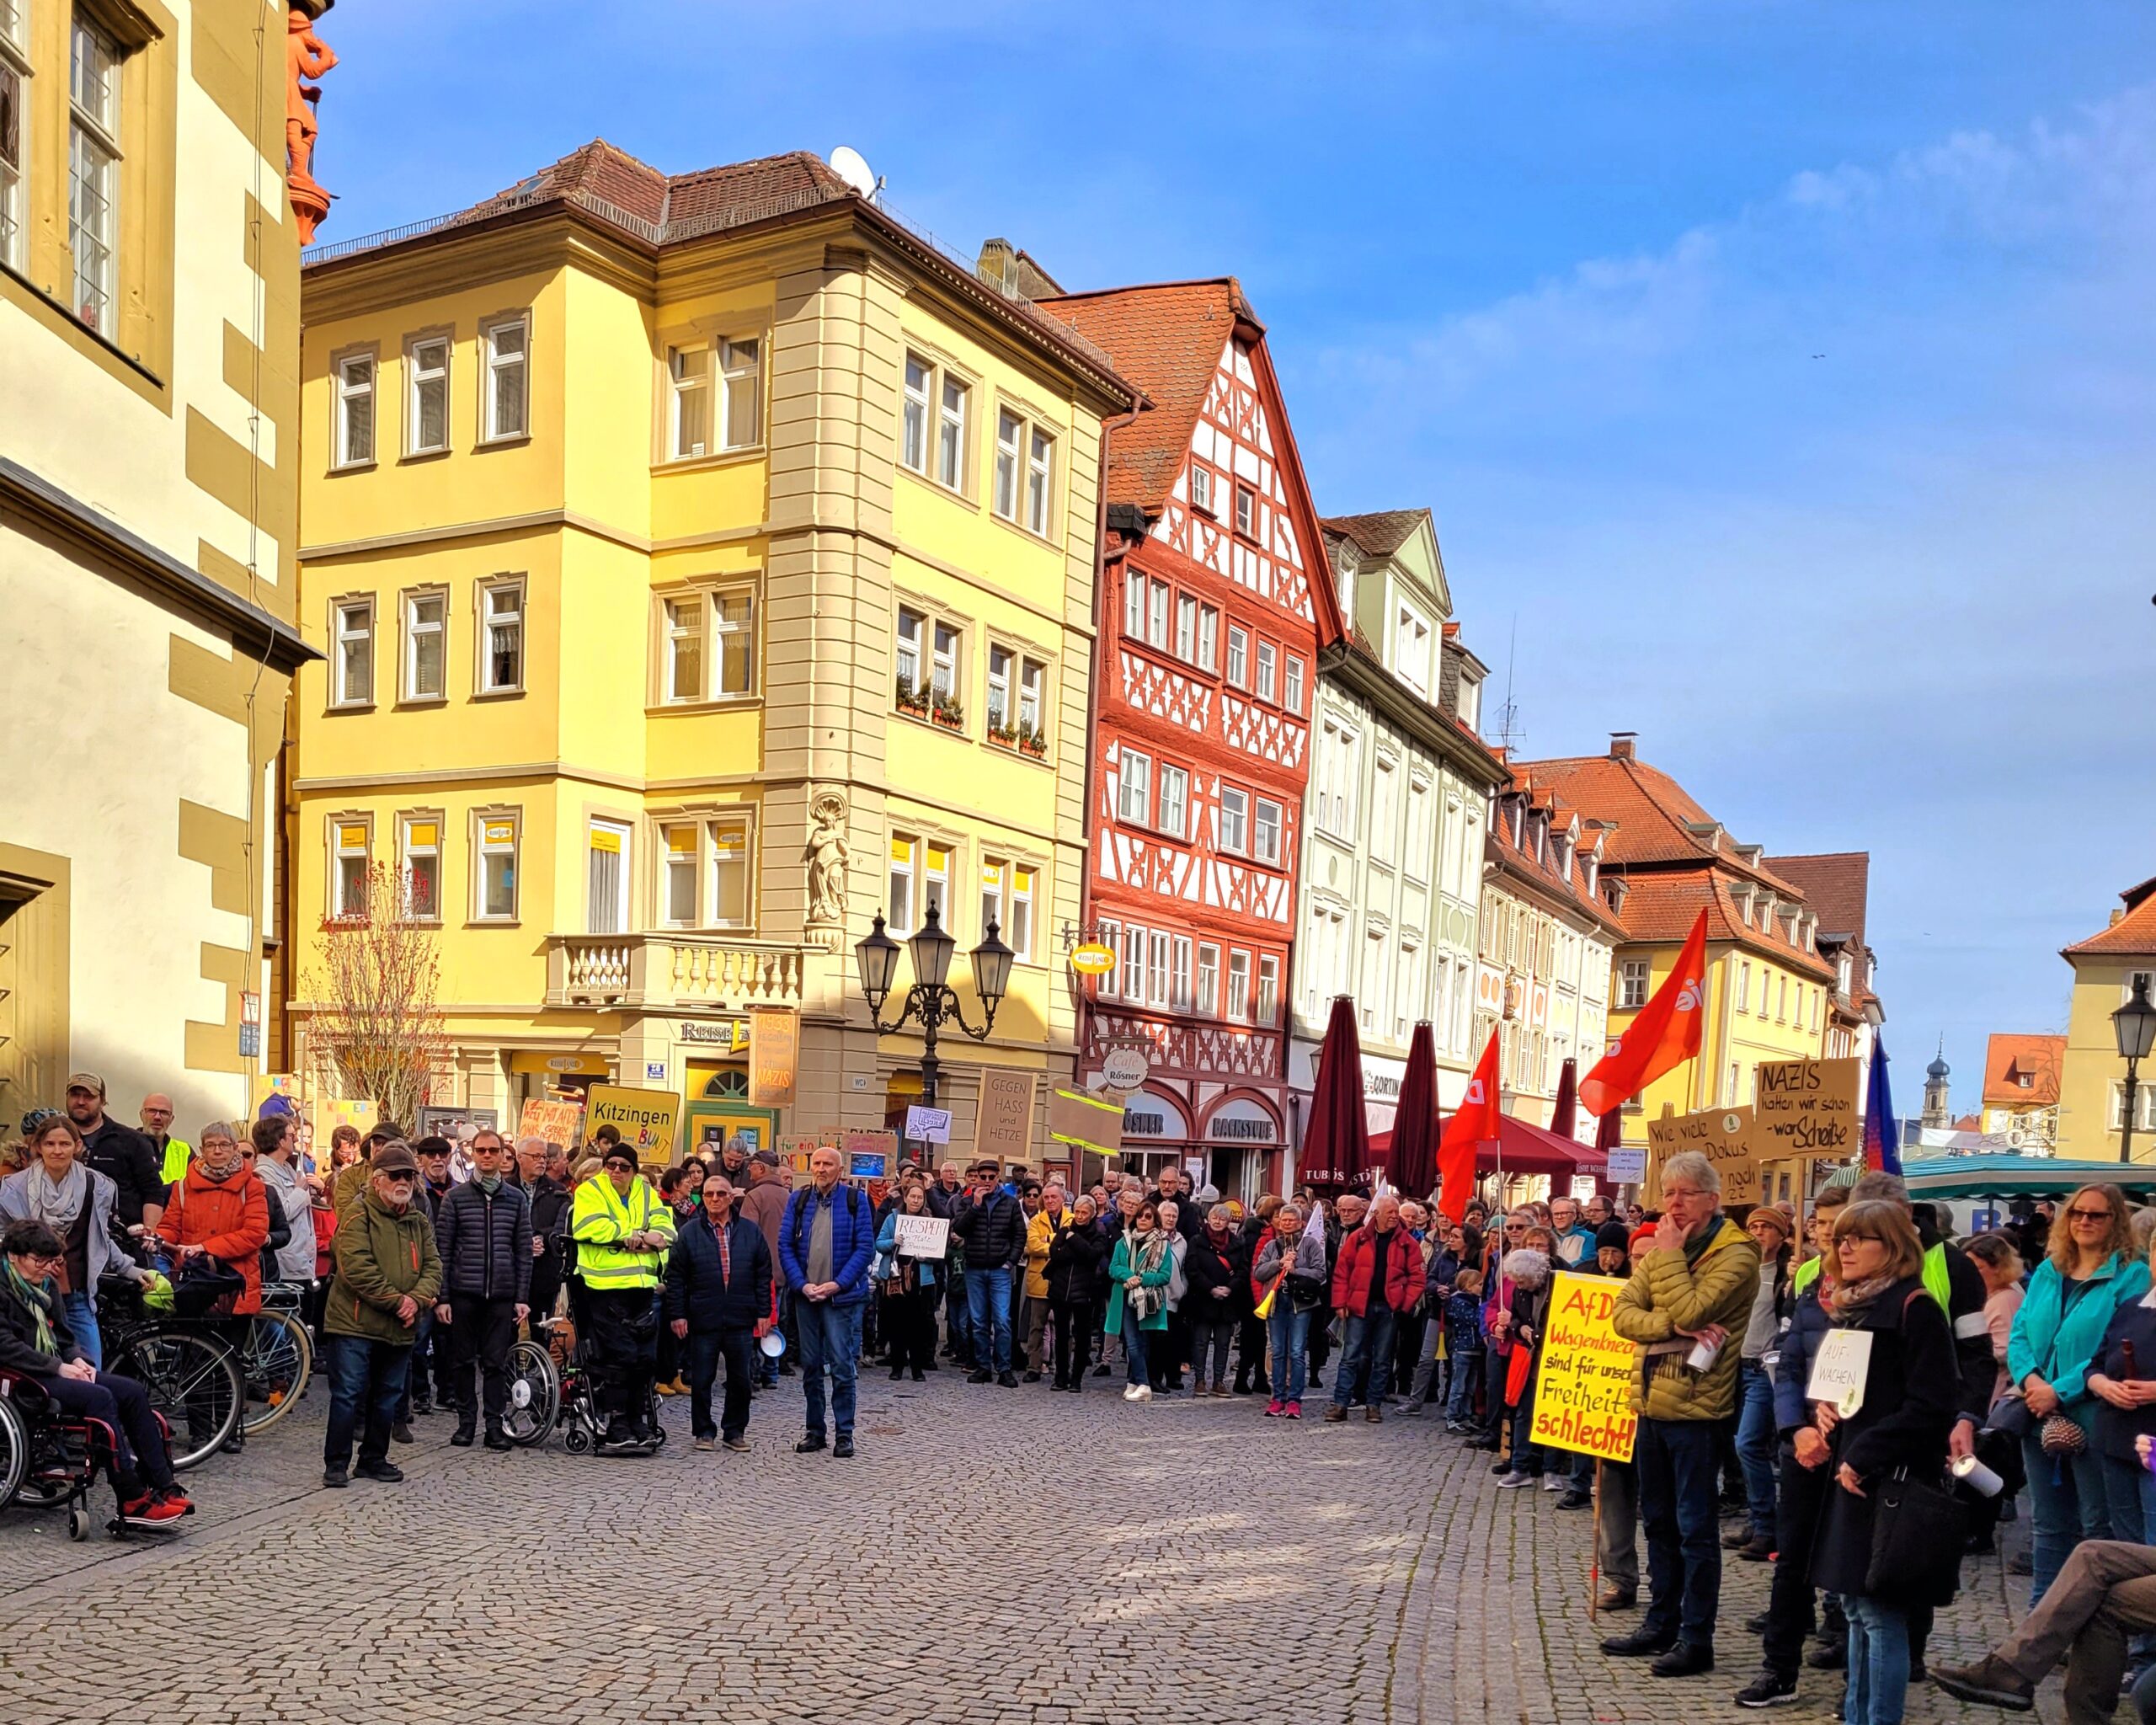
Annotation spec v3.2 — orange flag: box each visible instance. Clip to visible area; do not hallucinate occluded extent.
[1436,1029,1502,1225]
[1580,906,1710,1117]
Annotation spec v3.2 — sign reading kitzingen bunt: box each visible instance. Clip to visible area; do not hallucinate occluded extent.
[1529,1271,1638,1465]
[584,1085,680,1164]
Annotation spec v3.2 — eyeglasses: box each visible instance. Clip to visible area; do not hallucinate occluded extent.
[383,1174,416,1187]
[2069,1209,2113,1222]
[1836,1234,1883,1248]
[605,1160,636,1173]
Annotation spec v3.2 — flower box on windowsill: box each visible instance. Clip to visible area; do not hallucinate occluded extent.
[931,708,965,732]
[1018,735,1048,760]
[986,726,1019,752]
[896,697,931,720]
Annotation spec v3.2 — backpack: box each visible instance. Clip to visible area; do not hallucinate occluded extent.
[788,1182,865,1270]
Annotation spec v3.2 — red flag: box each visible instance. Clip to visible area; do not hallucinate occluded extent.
[1580,906,1710,1117]
[1436,1029,1502,1225]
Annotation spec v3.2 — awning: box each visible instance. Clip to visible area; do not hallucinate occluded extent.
[1901,1155,2156,1201]
[1370,1113,1606,1180]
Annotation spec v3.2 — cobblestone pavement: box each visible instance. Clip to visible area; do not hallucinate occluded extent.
[1,1367,2057,1725]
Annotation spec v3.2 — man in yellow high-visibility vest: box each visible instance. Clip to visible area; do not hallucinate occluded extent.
[570,1141,676,1450]
[140,1094,191,1188]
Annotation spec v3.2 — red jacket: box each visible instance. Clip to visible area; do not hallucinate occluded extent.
[1331,1224,1427,1318]
[154,1162,271,1315]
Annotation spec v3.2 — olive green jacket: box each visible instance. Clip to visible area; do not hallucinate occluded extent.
[1609,1215,1761,1422]
[326,1186,443,1344]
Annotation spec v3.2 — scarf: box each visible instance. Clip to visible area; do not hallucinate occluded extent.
[4,1261,59,1356]
[476,1172,503,1195]
[1125,1227,1171,1322]
[24,1161,88,1232]
[1831,1267,1903,1318]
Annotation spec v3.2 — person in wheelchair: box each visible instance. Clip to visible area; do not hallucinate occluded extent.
[0,1219,189,1526]
[569,1143,675,1452]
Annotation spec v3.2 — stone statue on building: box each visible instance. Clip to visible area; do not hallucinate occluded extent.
[805,793,850,927]
[286,6,338,244]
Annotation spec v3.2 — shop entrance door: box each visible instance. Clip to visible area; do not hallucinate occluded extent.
[685,1066,776,1157]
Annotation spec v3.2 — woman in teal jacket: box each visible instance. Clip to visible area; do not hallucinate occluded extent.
[2005,1183,2152,1603]
[1105,1199,1174,1403]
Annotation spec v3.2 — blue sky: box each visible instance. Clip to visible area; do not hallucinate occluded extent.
[315,2,2156,1119]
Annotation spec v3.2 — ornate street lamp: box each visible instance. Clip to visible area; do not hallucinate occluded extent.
[853,903,1012,1107]
[2114,974,2156,1163]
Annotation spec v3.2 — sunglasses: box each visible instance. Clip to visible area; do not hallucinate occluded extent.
[606,1160,637,1172]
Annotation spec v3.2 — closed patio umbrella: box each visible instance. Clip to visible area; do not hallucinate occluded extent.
[1549,1057,1579,1142]
[1299,996,1372,1188]
[1387,1022,1439,1199]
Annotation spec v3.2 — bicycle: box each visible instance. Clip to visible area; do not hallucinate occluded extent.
[233,1282,313,1436]
[95,1278,244,1471]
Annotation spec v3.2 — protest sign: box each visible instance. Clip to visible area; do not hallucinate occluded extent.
[584,1084,680,1163]
[893,1215,950,1259]
[1806,1328,1874,1416]
[904,1104,953,1145]
[517,1097,584,1151]
[974,1068,1037,1163]
[748,1009,798,1109]
[1528,1271,1638,1464]
[1750,1058,1862,1162]
[1647,1104,1758,1206]
[844,1127,898,1180]
[1605,1146,1647,1185]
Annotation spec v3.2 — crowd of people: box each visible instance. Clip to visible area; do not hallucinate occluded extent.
[18,1077,2156,1724]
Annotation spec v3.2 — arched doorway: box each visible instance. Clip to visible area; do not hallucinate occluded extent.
[684,1066,777,1158]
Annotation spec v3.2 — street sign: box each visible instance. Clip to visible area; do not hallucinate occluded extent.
[1070,943,1116,975]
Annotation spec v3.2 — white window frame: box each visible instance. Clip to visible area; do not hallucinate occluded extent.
[474,811,520,923]
[1189,462,1214,515]
[0,21,26,274]
[708,815,753,930]
[902,354,931,473]
[1619,959,1649,1011]
[586,820,632,935]
[1121,922,1147,1004]
[67,13,119,333]
[1171,936,1193,1012]
[1253,797,1283,866]
[1737,959,1751,1013]
[661,822,699,928]
[1118,750,1152,825]
[895,606,925,699]
[1157,764,1188,840]
[1006,864,1034,960]
[1197,606,1219,671]
[1227,949,1251,1020]
[2111,1082,2156,1133]
[710,587,755,697]
[1218,786,1249,855]
[1256,641,1277,702]
[330,596,376,709]
[334,353,376,469]
[330,816,371,918]
[1257,954,1280,1025]
[887,835,920,937]
[979,856,1006,941]
[480,314,529,443]
[668,344,710,459]
[1123,572,1145,639]
[1226,625,1248,688]
[406,334,451,457]
[718,335,760,451]
[1026,425,1053,536]
[924,843,951,925]
[931,621,959,703]
[401,589,447,703]
[1196,943,1219,1017]
[937,372,969,490]
[1234,483,1255,537]
[1148,931,1171,1008]
[398,812,442,923]
[993,409,1023,520]
[1284,655,1305,714]
[1146,579,1169,651]
[664,596,704,703]
[986,644,1013,734]
[1017,657,1045,742]
[1175,595,1197,663]
[478,577,525,696]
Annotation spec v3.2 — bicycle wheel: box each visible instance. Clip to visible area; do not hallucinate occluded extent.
[236,1307,313,1434]
[502,1338,560,1447]
[0,1396,28,1507]
[110,1327,244,1471]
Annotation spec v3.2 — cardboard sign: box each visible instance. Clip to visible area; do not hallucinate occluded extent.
[748,1009,799,1109]
[517,1097,584,1151]
[1605,1146,1647,1185]
[584,1084,680,1164]
[1647,1105,1758,1206]
[905,1104,953,1146]
[892,1214,950,1260]
[843,1128,899,1172]
[1047,1087,1123,1159]
[1751,1058,1862,1162]
[776,1134,823,1177]
[1527,1271,1638,1464]
[1806,1327,1874,1417]
[974,1068,1037,1162]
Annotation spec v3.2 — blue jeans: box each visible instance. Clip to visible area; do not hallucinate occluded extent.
[2023,1430,2139,1604]
[944,1267,972,1355]
[797,1297,862,1442]
[1267,1305,1312,1402]
[1446,1346,1482,1423]
[1736,1359,1778,1538]
[1636,1415,1726,1647]
[62,1290,101,1369]
[966,1265,1013,1374]
[323,1333,412,1472]
[2105,1452,2156,1545]
[1122,1311,1151,1386]
[1842,1595,1908,1725]
[1335,1306,1397,1409]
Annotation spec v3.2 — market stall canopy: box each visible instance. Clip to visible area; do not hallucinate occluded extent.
[1899,1155,2156,1202]
[1371,1113,1607,1181]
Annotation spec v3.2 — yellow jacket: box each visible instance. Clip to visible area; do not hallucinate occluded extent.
[570,1173,677,1292]
[1024,1206,1070,1300]
[1609,1213,1761,1423]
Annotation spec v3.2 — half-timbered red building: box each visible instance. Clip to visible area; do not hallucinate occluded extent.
[1039,280,1342,1200]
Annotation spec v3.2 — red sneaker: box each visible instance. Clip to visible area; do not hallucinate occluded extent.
[120,1493,189,1527]
[1283,1399,1303,1419]
[1264,1399,1284,1418]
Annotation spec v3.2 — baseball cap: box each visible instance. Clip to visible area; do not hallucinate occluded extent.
[65,1071,106,1097]
[371,1142,419,1176]
[750,1148,781,1169]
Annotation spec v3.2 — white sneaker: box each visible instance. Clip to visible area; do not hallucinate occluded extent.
[1122,1385,1142,1401]
[1496,1471,1534,1489]
[1130,1385,1153,1402]
[1542,1475,1566,1492]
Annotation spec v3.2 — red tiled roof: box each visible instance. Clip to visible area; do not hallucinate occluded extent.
[1765,852,1870,947]
[1322,510,1429,560]
[1518,751,1806,895]
[1036,280,1246,514]
[1487,774,1626,939]
[2064,875,2156,958]
[1981,1033,2066,1108]
[1604,865,1836,982]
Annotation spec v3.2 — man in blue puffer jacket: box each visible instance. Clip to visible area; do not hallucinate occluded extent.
[779,1146,876,1459]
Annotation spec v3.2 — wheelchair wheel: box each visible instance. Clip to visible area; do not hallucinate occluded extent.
[68,1505,92,1541]
[503,1339,560,1448]
[110,1327,244,1471]
[235,1307,313,1435]
[0,1396,28,1508]
[563,1423,591,1454]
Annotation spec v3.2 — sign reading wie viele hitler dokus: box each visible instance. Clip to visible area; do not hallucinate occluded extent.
[1646,1105,1758,1205]
[1529,1271,1638,1464]
[1750,1057,1862,1162]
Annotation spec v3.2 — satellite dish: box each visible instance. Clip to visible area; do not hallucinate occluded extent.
[829,146,879,202]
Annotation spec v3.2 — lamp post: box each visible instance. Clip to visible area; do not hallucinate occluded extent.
[2114,974,2156,1163]
[853,903,1014,1108]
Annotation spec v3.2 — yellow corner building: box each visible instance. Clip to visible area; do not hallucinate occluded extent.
[291,144,1134,1153]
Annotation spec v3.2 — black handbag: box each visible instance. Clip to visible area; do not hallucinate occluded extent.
[1984,1390,2037,1441]
[1864,1466,1965,1605]
[172,1253,246,1320]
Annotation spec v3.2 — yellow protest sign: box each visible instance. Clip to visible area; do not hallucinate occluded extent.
[584,1084,680,1164]
[1529,1271,1639,1464]
[516,1097,584,1151]
[1751,1058,1862,1162]
[748,1008,798,1109]
[1647,1104,1758,1205]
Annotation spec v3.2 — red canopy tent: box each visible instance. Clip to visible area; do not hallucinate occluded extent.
[1370,1112,1607,1185]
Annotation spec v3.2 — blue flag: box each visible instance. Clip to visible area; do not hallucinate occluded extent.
[1862,1036,1901,1174]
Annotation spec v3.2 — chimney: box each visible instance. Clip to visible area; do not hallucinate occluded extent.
[1609,732,1637,761]
[2113,909,2127,927]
